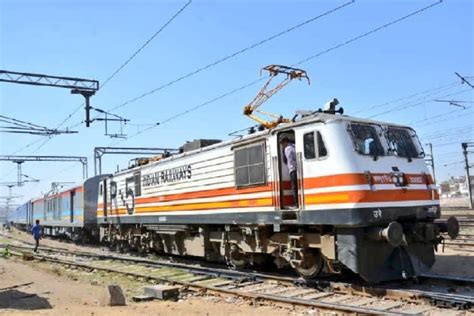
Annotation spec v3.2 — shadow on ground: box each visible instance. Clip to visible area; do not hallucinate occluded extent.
[0,289,52,310]
[431,254,474,277]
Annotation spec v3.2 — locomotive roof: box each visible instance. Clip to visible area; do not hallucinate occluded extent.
[115,112,411,175]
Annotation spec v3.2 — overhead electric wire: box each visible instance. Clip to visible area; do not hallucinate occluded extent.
[421,126,473,141]
[365,84,465,118]
[355,81,459,115]
[368,88,472,119]
[102,0,192,89]
[410,105,473,126]
[0,114,76,135]
[113,0,444,146]
[16,0,193,156]
[108,78,264,146]
[441,160,464,167]
[29,0,445,181]
[106,0,355,113]
[434,140,473,148]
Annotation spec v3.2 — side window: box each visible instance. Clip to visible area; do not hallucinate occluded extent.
[303,133,316,159]
[110,181,117,199]
[317,131,328,158]
[234,142,266,187]
[134,171,141,197]
[303,131,328,159]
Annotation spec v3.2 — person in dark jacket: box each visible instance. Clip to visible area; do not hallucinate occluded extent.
[31,220,42,252]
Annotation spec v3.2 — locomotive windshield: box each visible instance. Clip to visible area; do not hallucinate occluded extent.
[386,126,424,159]
[349,123,385,157]
[349,122,425,160]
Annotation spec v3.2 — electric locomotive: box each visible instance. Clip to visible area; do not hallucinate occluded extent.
[12,65,459,283]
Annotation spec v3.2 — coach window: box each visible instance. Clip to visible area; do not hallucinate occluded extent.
[234,142,266,187]
[304,131,328,159]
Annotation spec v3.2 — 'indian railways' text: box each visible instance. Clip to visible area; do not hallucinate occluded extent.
[142,165,192,187]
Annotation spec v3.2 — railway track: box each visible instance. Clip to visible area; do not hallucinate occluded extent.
[1,232,473,314]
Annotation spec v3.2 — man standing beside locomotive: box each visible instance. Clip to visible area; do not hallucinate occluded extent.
[280,137,298,208]
[31,219,42,252]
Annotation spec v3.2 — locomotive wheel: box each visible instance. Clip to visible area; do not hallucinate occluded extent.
[295,249,324,279]
[108,240,116,252]
[228,245,248,268]
[137,241,148,254]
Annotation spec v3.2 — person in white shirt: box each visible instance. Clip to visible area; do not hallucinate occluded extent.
[280,137,298,208]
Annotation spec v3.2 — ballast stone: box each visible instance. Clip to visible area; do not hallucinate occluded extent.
[101,285,126,306]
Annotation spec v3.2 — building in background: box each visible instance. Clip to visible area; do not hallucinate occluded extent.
[439,176,473,198]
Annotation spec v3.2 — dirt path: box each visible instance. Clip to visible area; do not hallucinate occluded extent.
[2,227,474,315]
[0,258,293,316]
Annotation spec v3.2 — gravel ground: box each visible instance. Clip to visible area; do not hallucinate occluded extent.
[2,226,474,315]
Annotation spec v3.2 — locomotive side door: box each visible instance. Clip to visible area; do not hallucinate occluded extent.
[100,179,108,220]
[70,189,75,223]
[275,130,304,210]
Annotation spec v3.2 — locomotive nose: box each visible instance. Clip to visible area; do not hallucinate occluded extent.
[367,221,405,247]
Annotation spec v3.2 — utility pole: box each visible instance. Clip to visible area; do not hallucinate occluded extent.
[425,143,436,183]
[462,142,473,209]
[0,70,99,127]
[93,147,178,175]
[0,155,88,183]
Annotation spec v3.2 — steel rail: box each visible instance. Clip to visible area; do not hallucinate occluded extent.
[3,249,404,316]
[2,232,474,311]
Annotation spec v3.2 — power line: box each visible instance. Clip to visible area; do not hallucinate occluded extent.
[102,0,192,88]
[0,114,77,135]
[0,138,46,181]
[442,160,464,167]
[368,88,472,119]
[292,0,443,67]
[410,106,473,126]
[109,78,265,146]
[455,72,474,89]
[106,0,356,113]
[432,139,474,148]
[422,125,473,138]
[113,0,445,145]
[355,81,459,115]
[15,1,193,156]
[26,0,445,183]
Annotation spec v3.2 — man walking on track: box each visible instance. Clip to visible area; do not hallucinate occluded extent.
[31,220,42,252]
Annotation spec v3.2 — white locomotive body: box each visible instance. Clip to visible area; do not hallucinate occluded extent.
[97,112,457,282]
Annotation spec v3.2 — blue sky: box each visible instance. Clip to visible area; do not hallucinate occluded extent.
[0,0,473,202]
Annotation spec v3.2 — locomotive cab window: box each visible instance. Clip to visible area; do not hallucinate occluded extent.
[386,127,424,159]
[349,123,385,157]
[234,142,266,187]
[303,131,328,159]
